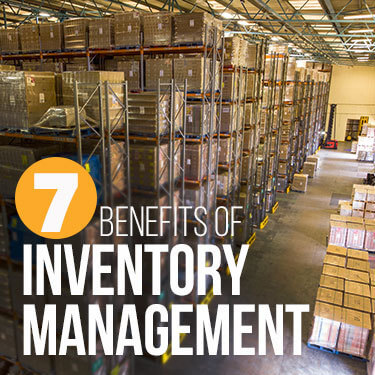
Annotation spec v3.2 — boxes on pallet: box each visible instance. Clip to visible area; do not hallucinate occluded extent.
[303,161,315,178]
[329,220,347,247]
[278,162,288,175]
[63,18,88,50]
[37,105,86,128]
[40,23,63,51]
[346,223,365,249]
[113,12,142,48]
[307,155,319,169]
[224,36,241,66]
[185,143,208,181]
[186,102,210,136]
[89,17,113,49]
[346,258,370,272]
[220,103,236,133]
[243,128,253,151]
[279,144,289,161]
[353,201,366,210]
[19,24,40,52]
[217,169,235,197]
[316,287,343,306]
[246,43,257,69]
[348,248,369,261]
[0,29,19,54]
[365,225,375,251]
[326,245,347,257]
[241,154,252,182]
[62,71,124,129]
[145,58,173,90]
[353,187,367,201]
[174,57,209,92]
[0,71,56,131]
[222,72,237,101]
[276,176,288,192]
[323,254,346,267]
[365,211,375,219]
[128,91,171,136]
[292,173,308,192]
[143,12,172,47]
[116,60,140,91]
[173,12,215,46]
[340,202,352,216]
[322,264,348,280]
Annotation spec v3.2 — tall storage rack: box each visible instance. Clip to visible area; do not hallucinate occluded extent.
[0,80,134,375]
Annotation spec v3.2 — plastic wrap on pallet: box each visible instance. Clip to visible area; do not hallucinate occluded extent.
[40,23,63,51]
[114,12,142,48]
[186,101,211,136]
[185,141,217,181]
[224,36,241,66]
[63,18,88,50]
[89,17,114,50]
[364,225,375,251]
[0,29,19,54]
[346,223,365,250]
[329,220,348,247]
[116,60,141,91]
[35,106,86,128]
[143,12,172,47]
[0,71,56,131]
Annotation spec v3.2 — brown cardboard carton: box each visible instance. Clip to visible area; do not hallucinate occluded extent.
[326,245,347,257]
[0,64,15,71]
[114,12,141,48]
[19,24,40,52]
[345,280,371,297]
[0,71,56,130]
[303,161,315,178]
[36,106,86,128]
[323,254,346,268]
[173,12,215,46]
[316,287,343,306]
[222,73,237,101]
[143,13,172,47]
[145,58,173,90]
[186,102,210,137]
[344,293,372,313]
[322,264,348,280]
[292,173,308,192]
[62,71,124,129]
[346,258,370,272]
[347,248,369,261]
[306,155,319,169]
[63,18,88,50]
[0,29,19,54]
[40,23,63,51]
[346,269,370,284]
[224,36,241,66]
[174,57,208,92]
[89,17,113,49]
[319,274,344,291]
[117,60,140,91]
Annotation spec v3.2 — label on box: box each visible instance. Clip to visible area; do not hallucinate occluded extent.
[140,163,145,171]
[190,19,194,27]
[188,115,192,123]
[187,159,191,165]
[140,106,145,114]
[128,25,132,32]
[223,108,230,113]
[188,69,193,77]
[159,70,164,77]
[75,29,79,36]
[50,31,54,38]
[99,27,103,35]
[158,23,162,30]
[26,76,35,86]
[39,93,45,104]
[9,95,15,105]
[129,70,133,77]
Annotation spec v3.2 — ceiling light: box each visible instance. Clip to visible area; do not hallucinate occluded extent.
[221,12,233,19]
[353,49,373,53]
[348,29,373,33]
[344,14,374,20]
[238,20,254,26]
[39,12,50,17]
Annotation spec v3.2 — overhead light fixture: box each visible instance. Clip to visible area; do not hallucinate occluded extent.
[221,12,233,19]
[344,14,374,20]
[39,12,50,17]
[348,29,373,33]
[353,49,373,52]
[237,20,255,26]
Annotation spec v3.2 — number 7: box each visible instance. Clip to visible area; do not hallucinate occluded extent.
[34,173,78,233]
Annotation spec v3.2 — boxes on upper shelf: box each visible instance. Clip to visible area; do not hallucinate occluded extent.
[116,60,140,91]
[19,24,40,52]
[40,23,63,51]
[0,71,56,131]
[186,102,210,137]
[143,13,172,47]
[0,29,19,54]
[224,36,241,66]
[113,12,142,48]
[63,18,88,50]
[89,17,113,49]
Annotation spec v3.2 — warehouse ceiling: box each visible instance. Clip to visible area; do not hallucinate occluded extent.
[0,0,375,66]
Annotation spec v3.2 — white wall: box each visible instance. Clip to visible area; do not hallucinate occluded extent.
[327,65,375,141]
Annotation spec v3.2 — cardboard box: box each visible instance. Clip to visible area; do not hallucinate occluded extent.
[346,223,365,249]
[116,60,140,91]
[19,24,40,52]
[114,12,142,48]
[316,287,343,306]
[323,254,346,268]
[173,12,215,46]
[348,248,369,261]
[303,161,315,178]
[345,280,370,297]
[326,244,347,257]
[354,187,368,202]
[89,17,113,49]
[185,143,208,181]
[365,225,375,251]
[352,209,364,218]
[365,211,375,219]
[291,173,308,192]
[322,264,348,280]
[224,36,241,66]
[62,71,124,129]
[0,71,56,130]
[278,162,288,175]
[0,64,15,71]
[344,293,371,313]
[329,221,347,247]
[346,258,370,273]
[174,57,209,92]
[63,18,88,50]
[340,202,352,216]
[243,128,253,151]
[40,23,63,51]
[37,106,85,128]
[186,102,210,136]
[143,12,172,47]
[0,29,19,53]
[222,73,237,101]
[319,274,344,291]
[353,200,366,210]
[145,58,173,90]
[306,155,319,169]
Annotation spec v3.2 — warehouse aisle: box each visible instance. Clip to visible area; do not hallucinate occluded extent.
[138,143,366,375]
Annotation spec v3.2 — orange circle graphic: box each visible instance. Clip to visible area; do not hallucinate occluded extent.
[15,157,97,239]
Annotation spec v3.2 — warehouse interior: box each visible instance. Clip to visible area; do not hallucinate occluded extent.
[0,0,375,374]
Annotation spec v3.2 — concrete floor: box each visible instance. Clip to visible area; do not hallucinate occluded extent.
[138,144,368,375]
